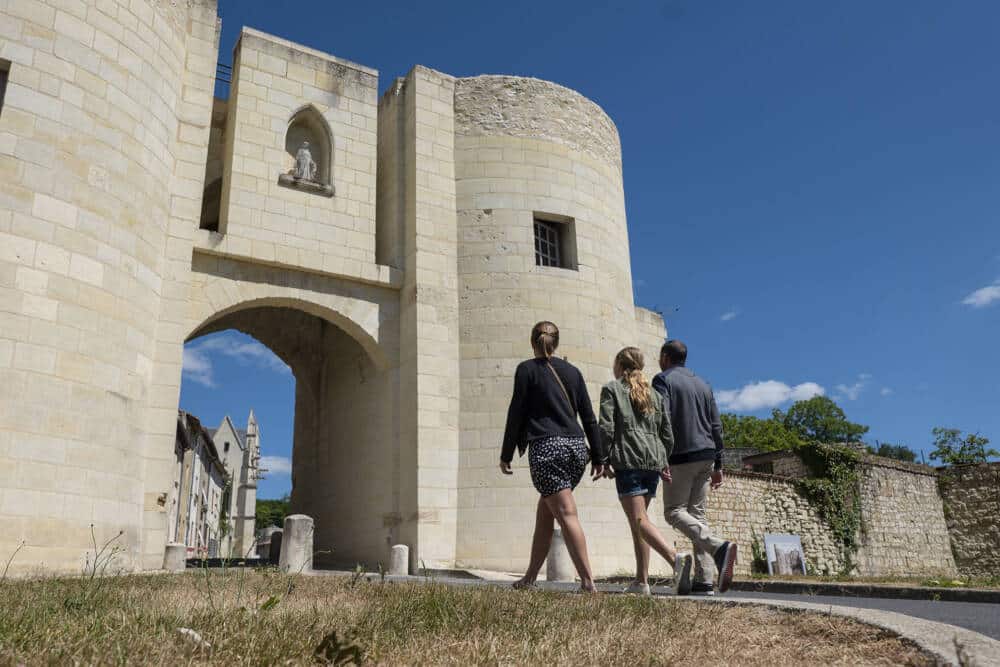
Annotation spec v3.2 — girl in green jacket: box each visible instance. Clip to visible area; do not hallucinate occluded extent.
[600,347,693,596]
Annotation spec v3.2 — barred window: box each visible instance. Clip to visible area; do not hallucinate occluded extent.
[534,219,562,267]
[533,214,578,270]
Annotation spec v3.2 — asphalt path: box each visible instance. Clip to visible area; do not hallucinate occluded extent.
[725,590,1000,640]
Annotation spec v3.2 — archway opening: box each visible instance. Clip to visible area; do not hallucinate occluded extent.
[175,305,397,568]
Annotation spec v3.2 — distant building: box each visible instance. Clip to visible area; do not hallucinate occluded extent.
[170,412,227,557]
[212,412,262,558]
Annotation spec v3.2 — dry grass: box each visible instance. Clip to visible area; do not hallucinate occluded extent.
[0,569,934,665]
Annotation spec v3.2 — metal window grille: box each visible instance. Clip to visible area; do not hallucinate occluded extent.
[534,219,562,267]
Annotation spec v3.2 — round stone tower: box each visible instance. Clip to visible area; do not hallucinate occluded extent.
[0,0,219,572]
[453,76,668,574]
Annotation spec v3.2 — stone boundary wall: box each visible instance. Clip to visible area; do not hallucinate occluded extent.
[706,471,845,576]
[938,462,1000,578]
[704,457,959,578]
[855,456,956,576]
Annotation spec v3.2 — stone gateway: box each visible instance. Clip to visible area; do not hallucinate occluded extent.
[0,1,971,579]
[0,1,666,576]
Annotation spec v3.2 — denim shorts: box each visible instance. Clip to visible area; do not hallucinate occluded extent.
[614,468,660,498]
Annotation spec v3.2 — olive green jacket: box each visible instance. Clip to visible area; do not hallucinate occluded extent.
[599,378,674,471]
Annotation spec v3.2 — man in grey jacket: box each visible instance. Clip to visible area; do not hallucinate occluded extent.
[652,340,737,595]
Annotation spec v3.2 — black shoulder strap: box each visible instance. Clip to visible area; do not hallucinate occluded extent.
[546,361,576,418]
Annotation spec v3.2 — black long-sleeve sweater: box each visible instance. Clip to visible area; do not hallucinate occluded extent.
[500,357,605,464]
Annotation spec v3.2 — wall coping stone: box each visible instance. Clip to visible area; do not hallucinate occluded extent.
[239,27,378,78]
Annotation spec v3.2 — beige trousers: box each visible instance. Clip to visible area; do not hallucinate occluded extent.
[663,459,725,584]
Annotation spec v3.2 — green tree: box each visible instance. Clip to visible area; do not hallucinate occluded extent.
[929,428,999,466]
[256,495,291,530]
[721,413,801,452]
[773,396,869,444]
[868,442,917,463]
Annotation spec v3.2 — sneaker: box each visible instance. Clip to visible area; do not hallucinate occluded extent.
[689,581,714,596]
[624,580,651,596]
[713,541,738,593]
[671,553,693,596]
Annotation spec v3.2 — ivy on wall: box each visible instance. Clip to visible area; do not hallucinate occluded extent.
[794,442,862,574]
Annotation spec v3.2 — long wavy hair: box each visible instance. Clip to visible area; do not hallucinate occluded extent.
[616,347,654,415]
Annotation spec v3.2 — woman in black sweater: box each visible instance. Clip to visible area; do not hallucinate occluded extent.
[500,321,607,592]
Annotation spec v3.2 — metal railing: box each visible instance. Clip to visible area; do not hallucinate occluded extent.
[215,62,232,99]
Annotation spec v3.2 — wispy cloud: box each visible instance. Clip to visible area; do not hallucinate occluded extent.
[835,373,871,401]
[260,455,292,477]
[182,347,215,388]
[720,310,738,322]
[717,380,825,412]
[962,280,1000,308]
[182,333,291,388]
[880,387,893,396]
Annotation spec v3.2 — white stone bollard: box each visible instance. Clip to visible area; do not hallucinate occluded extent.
[389,544,409,576]
[163,543,186,572]
[546,527,575,582]
[278,514,314,573]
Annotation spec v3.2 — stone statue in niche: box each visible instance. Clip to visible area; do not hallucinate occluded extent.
[278,138,334,197]
[291,141,318,181]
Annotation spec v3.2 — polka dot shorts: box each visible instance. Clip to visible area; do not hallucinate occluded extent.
[528,436,589,497]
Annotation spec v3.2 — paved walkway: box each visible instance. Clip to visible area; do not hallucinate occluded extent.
[336,570,1000,639]
[437,574,1000,638]
[727,590,1000,640]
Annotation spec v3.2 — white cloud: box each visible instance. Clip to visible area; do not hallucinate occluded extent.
[716,380,825,412]
[195,336,291,374]
[835,373,871,401]
[962,281,1000,308]
[880,387,893,396]
[182,347,215,388]
[720,310,738,322]
[181,334,291,388]
[260,456,292,477]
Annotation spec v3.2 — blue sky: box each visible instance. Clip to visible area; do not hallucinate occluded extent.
[180,0,1000,497]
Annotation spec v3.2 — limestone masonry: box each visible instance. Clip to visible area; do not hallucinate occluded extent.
[0,0,978,578]
[939,463,1000,578]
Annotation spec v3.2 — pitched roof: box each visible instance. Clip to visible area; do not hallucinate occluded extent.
[210,415,247,450]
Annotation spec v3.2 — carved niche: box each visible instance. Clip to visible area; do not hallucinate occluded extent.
[277,105,335,197]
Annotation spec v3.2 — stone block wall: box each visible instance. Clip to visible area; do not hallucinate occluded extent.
[706,472,845,576]
[704,456,958,578]
[214,28,380,279]
[383,66,462,570]
[0,0,218,574]
[855,457,956,577]
[453,75,670,576]
[938,462,1000,578]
